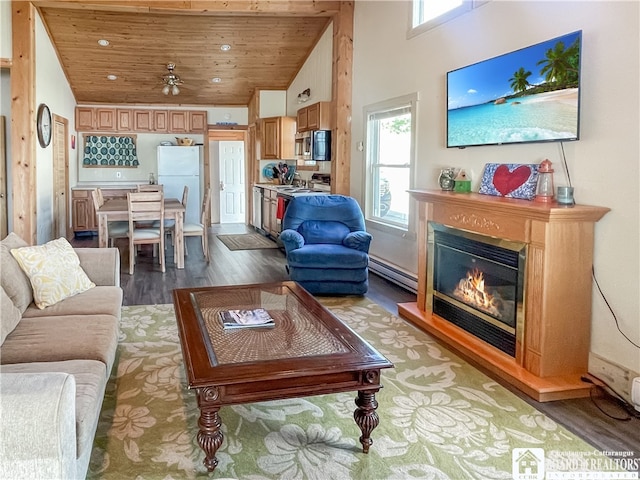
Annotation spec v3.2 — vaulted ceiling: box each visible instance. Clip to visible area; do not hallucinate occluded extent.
[34,1,339,106]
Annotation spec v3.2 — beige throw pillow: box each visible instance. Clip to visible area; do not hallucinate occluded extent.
[1,286,22,345]
[0,233,34,313]
[10,237,95,309]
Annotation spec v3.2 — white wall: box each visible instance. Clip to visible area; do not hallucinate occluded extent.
[1,69,11,232]
[2,2,13,232]
[285,24,334,179]
[35,12,77,244]
[286,23,333,116]
[0,1,11,59]
[352,1,640,375]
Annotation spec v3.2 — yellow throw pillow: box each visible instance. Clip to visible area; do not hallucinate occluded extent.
[10,238,95,309]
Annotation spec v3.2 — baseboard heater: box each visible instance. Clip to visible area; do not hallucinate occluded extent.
[368,256,418,293]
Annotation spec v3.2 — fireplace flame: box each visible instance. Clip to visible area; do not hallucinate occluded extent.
[453,269,502,318]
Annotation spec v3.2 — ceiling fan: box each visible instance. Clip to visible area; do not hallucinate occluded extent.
[161,63,184,95]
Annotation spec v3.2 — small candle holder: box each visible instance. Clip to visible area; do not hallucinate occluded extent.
[556,186,575,206]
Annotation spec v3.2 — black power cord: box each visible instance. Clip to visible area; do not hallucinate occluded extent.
[560,142,639,419]
[592,266,640,349]
[581,375,640,421]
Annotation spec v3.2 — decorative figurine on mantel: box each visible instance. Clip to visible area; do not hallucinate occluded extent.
[454,169,471,193]
[438,168,456,191]
[534,159,555,203]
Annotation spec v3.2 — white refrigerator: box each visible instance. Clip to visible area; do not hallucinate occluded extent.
[157,146,201,224]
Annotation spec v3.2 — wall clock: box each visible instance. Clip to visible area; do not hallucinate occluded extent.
[36,103,52,148]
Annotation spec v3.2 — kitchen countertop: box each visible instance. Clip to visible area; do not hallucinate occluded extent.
[73,182,141,190]
[254,183,331,197]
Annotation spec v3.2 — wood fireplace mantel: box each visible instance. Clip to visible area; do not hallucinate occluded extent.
[398,189,610,402]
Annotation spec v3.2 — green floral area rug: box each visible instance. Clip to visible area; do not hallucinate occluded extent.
[88,299,607,479]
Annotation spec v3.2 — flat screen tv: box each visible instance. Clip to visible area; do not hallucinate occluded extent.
[447,30,582,148]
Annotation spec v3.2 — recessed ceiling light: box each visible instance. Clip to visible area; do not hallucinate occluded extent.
[98,39,110,47]
[212,77,222,83]
[220,44,231,51]
[107,74,117,81]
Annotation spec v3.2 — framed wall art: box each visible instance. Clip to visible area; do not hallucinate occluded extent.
[478,163,539,200]
[82,134,139,168]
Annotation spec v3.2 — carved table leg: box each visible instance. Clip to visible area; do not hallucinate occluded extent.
[353,389,380,453]
[196,388,224,472]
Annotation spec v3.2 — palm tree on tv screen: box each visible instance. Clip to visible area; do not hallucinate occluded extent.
[509,67,533,94]
[537,38,580,88]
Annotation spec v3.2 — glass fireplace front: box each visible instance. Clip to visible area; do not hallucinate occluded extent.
[427,223,527,357]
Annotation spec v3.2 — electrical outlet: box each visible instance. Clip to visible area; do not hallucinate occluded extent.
[632,377,640,412]
[589,353,632,401]
[116,171,121,178]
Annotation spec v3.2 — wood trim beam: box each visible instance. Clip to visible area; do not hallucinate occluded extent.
[0,58,12,68]
[31,1,341,16]
[11,2,37,244]
[331,1,353,195]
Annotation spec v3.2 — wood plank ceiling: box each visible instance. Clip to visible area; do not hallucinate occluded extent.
[36,3,334,106]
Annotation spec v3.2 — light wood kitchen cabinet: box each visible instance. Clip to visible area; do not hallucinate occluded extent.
[117,109,132,131]
[96,108,117,131]
[72,189,96,232]
[169,111,188,133]
[296,108,308,132]
[261,116,296,160]
[72,187,135,234]
[189,111,207,132]
[261,188,278,237]
[76,107,95,131]
[296,101,330,132]
[133,110,153,132]
[153,110,168,132]
[75,107,206,133]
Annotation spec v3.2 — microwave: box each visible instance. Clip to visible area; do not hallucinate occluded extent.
[294,130,331,161]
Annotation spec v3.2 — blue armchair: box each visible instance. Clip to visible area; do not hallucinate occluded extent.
[280,195,372,295]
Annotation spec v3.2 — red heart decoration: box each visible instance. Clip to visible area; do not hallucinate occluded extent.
[492,165,532,196]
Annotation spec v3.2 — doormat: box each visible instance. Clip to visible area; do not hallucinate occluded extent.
[217,233,278,251]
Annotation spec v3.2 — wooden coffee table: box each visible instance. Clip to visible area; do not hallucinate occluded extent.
[173,282,394,472]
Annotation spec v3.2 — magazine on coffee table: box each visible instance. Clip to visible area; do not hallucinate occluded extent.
[219,308,275,329]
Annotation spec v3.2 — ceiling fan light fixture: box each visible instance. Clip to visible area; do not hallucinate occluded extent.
[161,63,184,95]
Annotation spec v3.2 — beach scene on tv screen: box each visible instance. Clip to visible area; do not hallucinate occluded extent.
[447,31,581,147]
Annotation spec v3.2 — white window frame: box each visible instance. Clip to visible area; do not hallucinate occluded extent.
[363,93,418,236]
[408,0,485,38]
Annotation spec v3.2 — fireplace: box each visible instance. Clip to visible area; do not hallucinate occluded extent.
[398,189,609,402]
[428,223,526,357]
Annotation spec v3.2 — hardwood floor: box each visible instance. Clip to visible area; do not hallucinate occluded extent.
[71,223,639,461]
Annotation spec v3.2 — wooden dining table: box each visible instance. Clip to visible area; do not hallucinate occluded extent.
[96,197,186,269]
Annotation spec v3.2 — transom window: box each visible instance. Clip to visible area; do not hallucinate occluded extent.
[410,0,480,36]
[364,94,417,232]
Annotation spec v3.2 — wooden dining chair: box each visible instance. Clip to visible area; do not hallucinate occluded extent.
[137,184,164,192]
[164,185,189,246]
[91,188,128,247]
[181,187,211,262]
[127,191,165,274]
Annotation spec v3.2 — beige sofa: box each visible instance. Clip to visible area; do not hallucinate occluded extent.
[0,233,123,479]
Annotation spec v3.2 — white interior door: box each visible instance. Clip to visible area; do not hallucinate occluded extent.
[219,141,245,223]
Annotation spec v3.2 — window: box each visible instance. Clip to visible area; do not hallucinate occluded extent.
[364,94,417,232]
[410,0,479,36]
